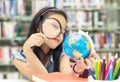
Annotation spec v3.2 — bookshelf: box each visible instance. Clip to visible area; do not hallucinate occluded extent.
[0,0,120,79]
[0,0,54,79]
[55,0,120,61]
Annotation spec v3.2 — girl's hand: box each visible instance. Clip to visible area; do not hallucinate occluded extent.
[23,33,47,51]
[73,52,100,73]
[73,58,87,73]
[84,52,100,68]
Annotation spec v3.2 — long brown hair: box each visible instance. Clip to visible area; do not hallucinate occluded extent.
[26,7,67,72]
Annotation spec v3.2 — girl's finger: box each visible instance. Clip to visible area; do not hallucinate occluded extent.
[34,33,48,40]
[89,52,100,60]
[84,58,92,66]
[29,38,44,47]
[88,57,96,66]
[75,57,84,64]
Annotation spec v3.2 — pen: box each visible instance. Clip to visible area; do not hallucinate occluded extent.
[87,67,96,80]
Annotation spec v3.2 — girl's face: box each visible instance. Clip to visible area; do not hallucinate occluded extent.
[43,14,67,49]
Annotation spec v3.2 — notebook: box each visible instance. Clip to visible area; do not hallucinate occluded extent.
[32,72,87,82]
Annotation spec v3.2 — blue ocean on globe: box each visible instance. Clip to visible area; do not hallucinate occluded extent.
[63,32,92,60]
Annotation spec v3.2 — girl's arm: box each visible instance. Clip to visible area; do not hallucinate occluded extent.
[23,48,48,73]
[13,33,48,80]
[23,33,48,73]
[59,52,100,77]
[59,55,90,78]
[13,49,48,80]
[13,58,33,80]
[59,55,73,74]
[59,54,88,74]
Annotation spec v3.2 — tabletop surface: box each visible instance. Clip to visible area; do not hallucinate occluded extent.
[0,79,30,82]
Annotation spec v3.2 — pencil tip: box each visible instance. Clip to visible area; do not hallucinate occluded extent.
[87,66,90,69]
[110,64,113,68]
[110,56,113,60]
[103,56,106,59]
[115,53,118,58]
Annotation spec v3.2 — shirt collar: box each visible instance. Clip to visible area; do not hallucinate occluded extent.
[50,54,54,62]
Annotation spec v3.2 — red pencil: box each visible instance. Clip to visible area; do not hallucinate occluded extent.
[104,57,113,80]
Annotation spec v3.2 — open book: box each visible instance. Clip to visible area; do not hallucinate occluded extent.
[32,72,87,82]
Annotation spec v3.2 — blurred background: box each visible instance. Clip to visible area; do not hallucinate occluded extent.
[0,0,120,80]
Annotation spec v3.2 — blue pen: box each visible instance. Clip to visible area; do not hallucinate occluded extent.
[108,64,113,80]
[87,67,96,80]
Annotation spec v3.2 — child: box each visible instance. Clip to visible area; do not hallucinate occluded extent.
[12,7,99,81]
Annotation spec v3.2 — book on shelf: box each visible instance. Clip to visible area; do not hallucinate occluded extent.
[0,22,1,39]
[90,33,116,50]
[106,0,118,8]
[0,46,22,64]
[0,0,4,16]
[1,21,16,39]
[65,10,108,29]
[32,72,87,82]
[0,20,30,39]
[32,0,54,16]
[17,0,25,16]
[0,72,28,80]
[0,0,17,17]
[91,33,101,49]
[0,0,54,17]
[106,9,119,30]
[55,0,105,9]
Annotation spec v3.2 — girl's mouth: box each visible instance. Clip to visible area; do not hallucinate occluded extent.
[54,38,60,42]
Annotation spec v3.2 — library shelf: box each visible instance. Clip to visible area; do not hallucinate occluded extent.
[96,48,120,53]
[0,16,33,21]
[62,7,120,12]
[67,27,120,33]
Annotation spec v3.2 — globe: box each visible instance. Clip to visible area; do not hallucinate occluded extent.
[63,30,94,60]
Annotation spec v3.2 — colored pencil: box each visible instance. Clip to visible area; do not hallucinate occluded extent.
[104,57,113,80]
[115,67,120,80]
[112,54,118,71]
[112,58,120,80]
[98,60,102,80]
[95,60,98,79]
[108,64,113,80]
[101,56,106,80]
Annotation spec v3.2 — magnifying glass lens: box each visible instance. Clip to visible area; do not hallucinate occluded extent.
[42,19,61,39]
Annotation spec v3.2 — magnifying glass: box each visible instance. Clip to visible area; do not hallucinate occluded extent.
[31,18,62,50]
[41,18,62,39]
